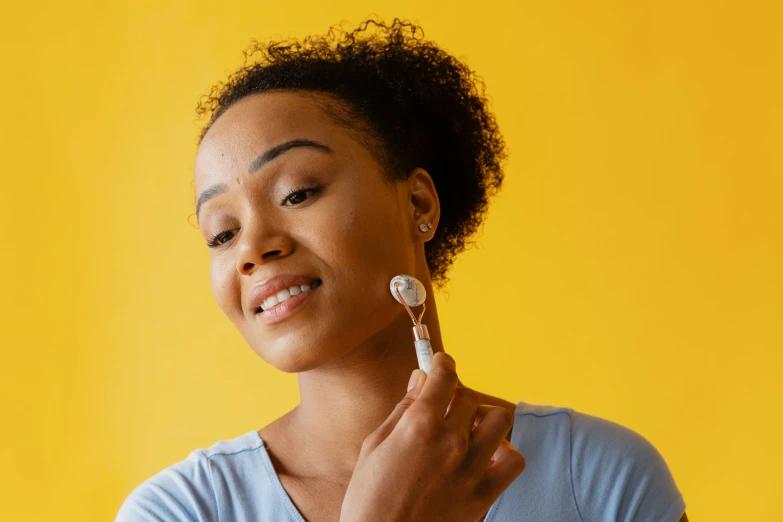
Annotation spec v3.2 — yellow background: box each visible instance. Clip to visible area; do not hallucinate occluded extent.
[1,1,781,521]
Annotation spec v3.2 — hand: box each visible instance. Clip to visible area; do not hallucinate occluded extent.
[340,352,526,522]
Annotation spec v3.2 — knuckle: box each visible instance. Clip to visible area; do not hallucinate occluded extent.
[461,387,481,406]
[396,396,416,411]
[495,446,526,479]
[448,387,480,415]
[431,365,458,382]
[400,410,440,438]
[496,406,514,428]
[445,431,470,456]
[514,450,527,472]
[434,351,456,367]
[360,433,378,451]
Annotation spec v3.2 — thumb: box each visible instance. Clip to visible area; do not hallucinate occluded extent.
[372,369,427,443]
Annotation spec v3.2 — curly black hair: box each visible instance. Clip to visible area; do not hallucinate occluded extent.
[195,17,507,290]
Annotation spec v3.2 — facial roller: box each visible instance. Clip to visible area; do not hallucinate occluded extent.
[389,274,434,374]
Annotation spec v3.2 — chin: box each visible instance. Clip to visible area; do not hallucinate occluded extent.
[264,351,325,373]
[248,336,348,374]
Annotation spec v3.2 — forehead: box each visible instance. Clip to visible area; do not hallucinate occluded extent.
[194,91,353,191]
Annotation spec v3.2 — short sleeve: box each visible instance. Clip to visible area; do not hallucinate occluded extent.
[115,450,218,522]
[568,409,686,522]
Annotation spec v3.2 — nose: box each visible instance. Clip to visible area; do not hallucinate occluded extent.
[235,220,295,275]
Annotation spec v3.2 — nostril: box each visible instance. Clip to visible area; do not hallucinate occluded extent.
[262,250,284,261]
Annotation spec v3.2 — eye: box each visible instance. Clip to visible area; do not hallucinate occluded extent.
[205,184,322,248]
[206,230,234,248]
[282,185,322,206]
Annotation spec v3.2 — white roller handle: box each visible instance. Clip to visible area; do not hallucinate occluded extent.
[415,338,434,374]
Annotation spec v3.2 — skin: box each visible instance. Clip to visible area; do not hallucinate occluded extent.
[193,90,688,522]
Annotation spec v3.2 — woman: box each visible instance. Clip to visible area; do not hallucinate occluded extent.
[116,18,688,522]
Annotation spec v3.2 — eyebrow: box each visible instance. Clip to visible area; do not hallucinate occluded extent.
[195,139,333,221]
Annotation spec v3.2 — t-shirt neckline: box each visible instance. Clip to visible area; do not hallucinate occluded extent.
[250,400,525,522]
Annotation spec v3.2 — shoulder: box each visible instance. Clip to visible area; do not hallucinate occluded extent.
[114,447,216,522]
[565,407,687,522]
[115,431,264,522]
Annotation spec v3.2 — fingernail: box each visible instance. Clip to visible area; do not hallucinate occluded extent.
[407,369,421,391]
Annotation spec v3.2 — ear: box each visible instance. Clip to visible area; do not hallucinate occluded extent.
[407,167,440,242]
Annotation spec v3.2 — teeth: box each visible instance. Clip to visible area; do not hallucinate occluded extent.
[260,281,320,312]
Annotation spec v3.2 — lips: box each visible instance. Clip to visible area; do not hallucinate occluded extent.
[247,274,320,313]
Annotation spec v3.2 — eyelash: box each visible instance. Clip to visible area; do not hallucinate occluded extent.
[206,184,322,248]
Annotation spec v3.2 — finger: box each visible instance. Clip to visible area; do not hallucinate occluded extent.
[465,406,515,472]
[444,386,481,434]
[370,369,427,444]
[474,439,526,501]
[471,404,497,431]
[412,351,459,417]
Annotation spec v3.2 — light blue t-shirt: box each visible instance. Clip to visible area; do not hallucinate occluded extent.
[115,401,686,521]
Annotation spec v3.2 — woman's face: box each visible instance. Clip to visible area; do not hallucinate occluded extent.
[194,91,433,372]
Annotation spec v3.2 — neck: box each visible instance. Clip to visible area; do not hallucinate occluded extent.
[288,286,446,479]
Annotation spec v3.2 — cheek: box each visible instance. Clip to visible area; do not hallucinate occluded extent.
[310,188,412,321]
[209,257,239,317]
[315,186,407,271]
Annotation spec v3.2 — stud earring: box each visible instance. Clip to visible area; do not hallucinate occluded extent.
[419,223,432,232]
